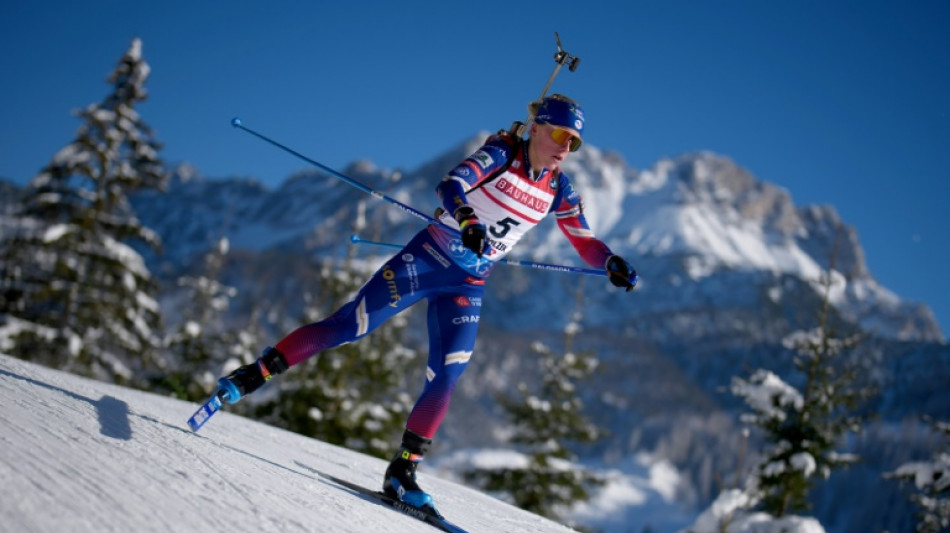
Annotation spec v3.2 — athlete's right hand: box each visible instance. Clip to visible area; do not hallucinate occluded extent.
[454,205,487,258]
[606,255,638,292]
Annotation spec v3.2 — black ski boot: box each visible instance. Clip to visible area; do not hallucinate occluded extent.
[383,429,438,513]
[217,346,288,404]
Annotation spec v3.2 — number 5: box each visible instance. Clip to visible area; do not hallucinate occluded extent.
[490,217,520,239]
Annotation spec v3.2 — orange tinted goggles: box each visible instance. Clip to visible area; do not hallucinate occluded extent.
[549,127,582,152]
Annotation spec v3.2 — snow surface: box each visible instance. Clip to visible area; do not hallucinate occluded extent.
[0,354,577,533]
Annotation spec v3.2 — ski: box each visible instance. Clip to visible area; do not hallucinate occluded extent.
[187,390,225,432]
[294,462,470,533]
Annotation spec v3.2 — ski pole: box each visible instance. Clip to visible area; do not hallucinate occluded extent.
[349,234,607,277]
[231,118,443,229]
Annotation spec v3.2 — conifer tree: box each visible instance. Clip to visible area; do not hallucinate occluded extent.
[464,290,604,523]
[161,238,256,401]
[0,38,168,385]
[887,419,950,533]
[731,247,872,517]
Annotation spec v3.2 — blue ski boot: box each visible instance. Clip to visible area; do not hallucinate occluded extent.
[383,429,438,514]
[217,346,288,404]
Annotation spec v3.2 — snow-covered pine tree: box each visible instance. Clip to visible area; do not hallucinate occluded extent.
[252,239,421,459]
[0,38,168,385]
[464,292,603,523]
[161,237,258,401]
[730,245,872,517]
[886,419,950,533]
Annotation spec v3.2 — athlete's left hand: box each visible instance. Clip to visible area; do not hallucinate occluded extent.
[606,255,638,292]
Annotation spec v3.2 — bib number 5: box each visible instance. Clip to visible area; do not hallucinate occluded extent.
[490,217,521,239]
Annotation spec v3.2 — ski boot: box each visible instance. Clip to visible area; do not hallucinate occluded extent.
[217,346,288,404]
[383,429,439,515]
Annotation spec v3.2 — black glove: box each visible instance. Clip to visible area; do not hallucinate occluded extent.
[454,205,487,257]
[606,255,638,292]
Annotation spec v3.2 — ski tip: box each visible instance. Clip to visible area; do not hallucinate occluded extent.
[349,234,361,244]
[231,117,243,128]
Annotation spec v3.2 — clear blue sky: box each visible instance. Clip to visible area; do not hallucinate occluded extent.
[1,1,948,336]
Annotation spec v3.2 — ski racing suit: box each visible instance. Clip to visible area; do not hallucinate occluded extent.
[272,132,618,439]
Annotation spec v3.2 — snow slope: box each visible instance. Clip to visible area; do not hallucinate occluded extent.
[0,354,575,533]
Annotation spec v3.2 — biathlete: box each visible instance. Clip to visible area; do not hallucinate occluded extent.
[216,94,638,515]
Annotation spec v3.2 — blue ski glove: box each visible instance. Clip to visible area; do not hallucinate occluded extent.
[606,255,638,292]
[454,205,487,258]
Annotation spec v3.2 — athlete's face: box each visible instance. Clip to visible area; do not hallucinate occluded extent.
[529,123,579,171]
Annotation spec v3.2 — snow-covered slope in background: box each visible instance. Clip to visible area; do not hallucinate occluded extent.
[0,353,577,533]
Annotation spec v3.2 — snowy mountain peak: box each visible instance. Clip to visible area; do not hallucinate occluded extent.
[561,150,860,288]
[564,151,827,281]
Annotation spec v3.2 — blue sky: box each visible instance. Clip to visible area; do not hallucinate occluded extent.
[1,1,948,336]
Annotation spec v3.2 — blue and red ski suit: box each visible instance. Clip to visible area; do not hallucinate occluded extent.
[273,133,618,439]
